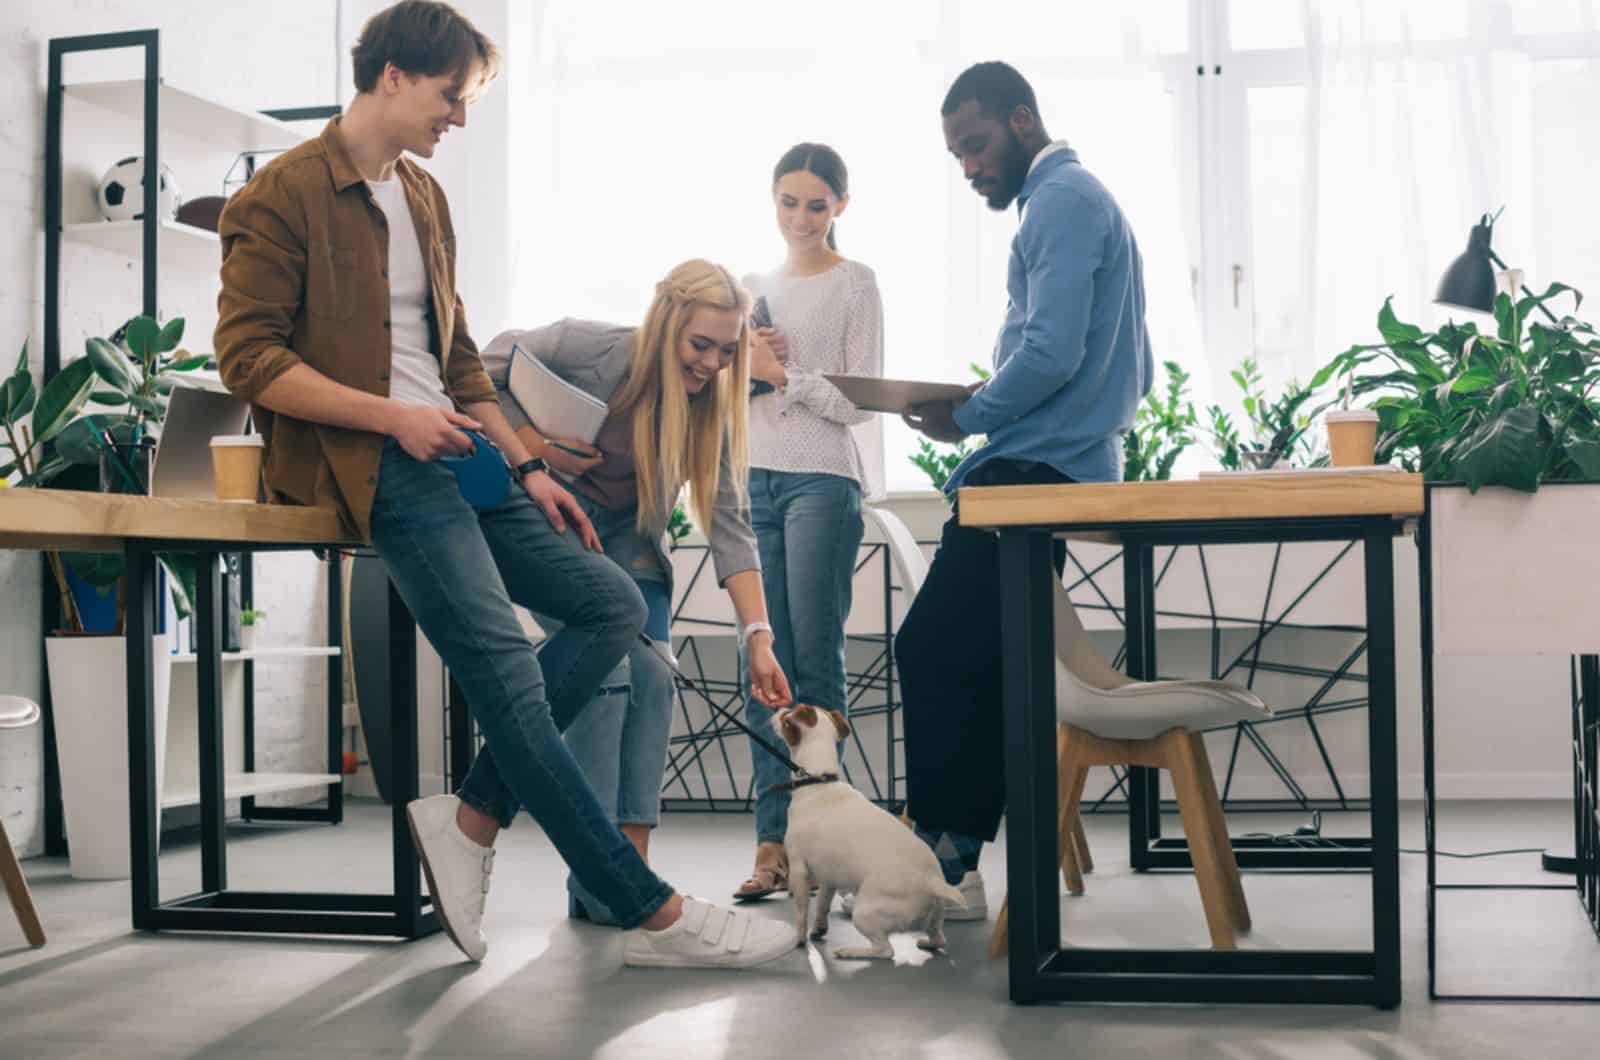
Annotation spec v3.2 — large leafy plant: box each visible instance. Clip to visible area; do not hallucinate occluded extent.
[1123,360,1197,482]
[1317,286,1600,491]
[1,316,207,632]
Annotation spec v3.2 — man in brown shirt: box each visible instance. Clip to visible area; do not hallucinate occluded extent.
[215,0,795,971]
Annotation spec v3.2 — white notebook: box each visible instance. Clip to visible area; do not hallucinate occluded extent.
[506,344,609,445]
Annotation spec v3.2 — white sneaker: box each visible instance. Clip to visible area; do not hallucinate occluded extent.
[945,870,988,921]
[840,872,987,920]
[406,794,494,962]
[623,897,798,969]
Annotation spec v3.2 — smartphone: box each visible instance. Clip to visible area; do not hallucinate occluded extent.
[750,295,776,396]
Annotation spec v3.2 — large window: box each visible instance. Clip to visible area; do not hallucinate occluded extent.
[507,1,1600,491]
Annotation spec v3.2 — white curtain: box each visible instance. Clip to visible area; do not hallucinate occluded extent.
[1257,0,1600,386]
[503,0,1600,489]
[506,1,1203,492]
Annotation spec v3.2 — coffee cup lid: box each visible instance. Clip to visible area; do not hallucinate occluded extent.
[210,434,264,448]
[1325,408,1378,423]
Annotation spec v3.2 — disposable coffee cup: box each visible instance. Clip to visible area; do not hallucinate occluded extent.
[1325,409,1380,467]
[210,434,264,502]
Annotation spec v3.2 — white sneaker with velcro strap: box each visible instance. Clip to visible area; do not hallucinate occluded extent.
[406,794,494,962]
[623,897,798,969]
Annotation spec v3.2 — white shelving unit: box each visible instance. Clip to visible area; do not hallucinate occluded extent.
[163,771,342,811]
[170,646,342,665]
[63,219,220,274]
[51,67,342,829]
[63,80,306,153]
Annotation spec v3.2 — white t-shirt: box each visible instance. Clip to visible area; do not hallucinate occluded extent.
[743,260,885,500]
[365,177,452,412]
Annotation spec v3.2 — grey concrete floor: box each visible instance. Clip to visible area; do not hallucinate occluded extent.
[1,799,1596,1059]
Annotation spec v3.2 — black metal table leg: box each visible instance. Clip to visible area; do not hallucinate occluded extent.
[998,527,1059,1002]
[196,551,228,893]
[1122,541,1160,870]
[126,542,160,929]
[387,577,426,937]
[1362,520,1402,1010]
[994,515,1401,1005]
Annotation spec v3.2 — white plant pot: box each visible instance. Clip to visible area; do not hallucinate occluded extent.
[239,624,258,652]
[46,633,171,880]
[1430,483,1600,656]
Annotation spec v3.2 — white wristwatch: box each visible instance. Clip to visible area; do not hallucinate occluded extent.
[740,620,774,646]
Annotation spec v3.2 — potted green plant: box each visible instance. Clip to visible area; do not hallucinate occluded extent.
[1124,360,1198,482]
[1317,282,1600,655]
[1316,286,1600,490]
[239,608,266,652]
[1205,357,1327,471]
[0,315,208,879]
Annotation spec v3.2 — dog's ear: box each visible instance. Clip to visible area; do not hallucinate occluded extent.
[827,709,851,741]
[778,709,803,748]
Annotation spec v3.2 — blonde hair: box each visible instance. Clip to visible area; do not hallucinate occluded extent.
[610,259,752,536]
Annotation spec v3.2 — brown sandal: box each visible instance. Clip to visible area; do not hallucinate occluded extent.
[733,843,788,902]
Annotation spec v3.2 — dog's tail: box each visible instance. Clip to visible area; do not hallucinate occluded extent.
[931,876,966,909]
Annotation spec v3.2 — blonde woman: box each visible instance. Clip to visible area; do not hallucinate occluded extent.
[482,259,792,924]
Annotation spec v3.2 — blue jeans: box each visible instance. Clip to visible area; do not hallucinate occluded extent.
[367,440,673,929]
[744,469,864,844]
[550,497,675,922]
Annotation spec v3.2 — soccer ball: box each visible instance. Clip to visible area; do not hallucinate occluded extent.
[96,156,182,222]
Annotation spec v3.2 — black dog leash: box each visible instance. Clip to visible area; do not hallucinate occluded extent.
[636,634,811,778]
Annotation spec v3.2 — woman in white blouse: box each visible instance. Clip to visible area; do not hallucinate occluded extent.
[734,143,885,901]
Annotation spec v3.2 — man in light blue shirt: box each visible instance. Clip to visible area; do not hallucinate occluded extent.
[899,62,1153,909]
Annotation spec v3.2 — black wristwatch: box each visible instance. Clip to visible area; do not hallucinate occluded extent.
[512,456,547,480]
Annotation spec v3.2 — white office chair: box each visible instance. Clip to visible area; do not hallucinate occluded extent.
[0,696,46,948]
[991,576,1269,956]
[864,505,928,615]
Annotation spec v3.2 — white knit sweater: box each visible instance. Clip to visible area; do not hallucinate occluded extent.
[743,260,885,498]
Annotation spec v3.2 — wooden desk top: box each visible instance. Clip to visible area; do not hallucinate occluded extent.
[0,489,356,552]
[958,472,1425,532]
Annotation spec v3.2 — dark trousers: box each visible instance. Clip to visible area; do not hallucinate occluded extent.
[895,458,1071,841]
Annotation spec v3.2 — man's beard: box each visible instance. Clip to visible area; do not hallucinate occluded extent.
[984,130,1032,211]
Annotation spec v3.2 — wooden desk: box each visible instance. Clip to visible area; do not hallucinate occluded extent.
[959,472,1423,1007]
[0,490,439,939]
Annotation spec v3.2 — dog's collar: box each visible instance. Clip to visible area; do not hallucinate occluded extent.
[761,771,841,796]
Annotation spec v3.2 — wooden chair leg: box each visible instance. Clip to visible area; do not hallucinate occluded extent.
[989,897,1009,959]
[1057,764,1088,896]
[1054,729,1086,896]
[0,821,45,948]
[1188,732,1250,932]
[1071,808,1093,875]
[1166,732,1236,949]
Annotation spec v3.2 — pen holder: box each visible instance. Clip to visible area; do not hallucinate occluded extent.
[98,436,154,495]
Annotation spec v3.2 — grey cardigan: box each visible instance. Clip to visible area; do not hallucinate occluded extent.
[479,317,760,587]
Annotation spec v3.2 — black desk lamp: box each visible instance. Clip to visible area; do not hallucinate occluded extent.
[1438,212,1576,876]
[1435,211,1559,324]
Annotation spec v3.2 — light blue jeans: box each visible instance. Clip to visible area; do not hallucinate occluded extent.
[367,440,673,929]
[744,469,864,844]
[546,494,675,923]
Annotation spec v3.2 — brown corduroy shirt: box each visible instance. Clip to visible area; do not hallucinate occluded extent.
[214,118,496,540]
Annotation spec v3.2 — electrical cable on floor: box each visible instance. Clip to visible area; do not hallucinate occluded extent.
[1240,811,1557,859]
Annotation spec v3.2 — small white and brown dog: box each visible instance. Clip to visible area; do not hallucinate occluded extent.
[774,705,965,960]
